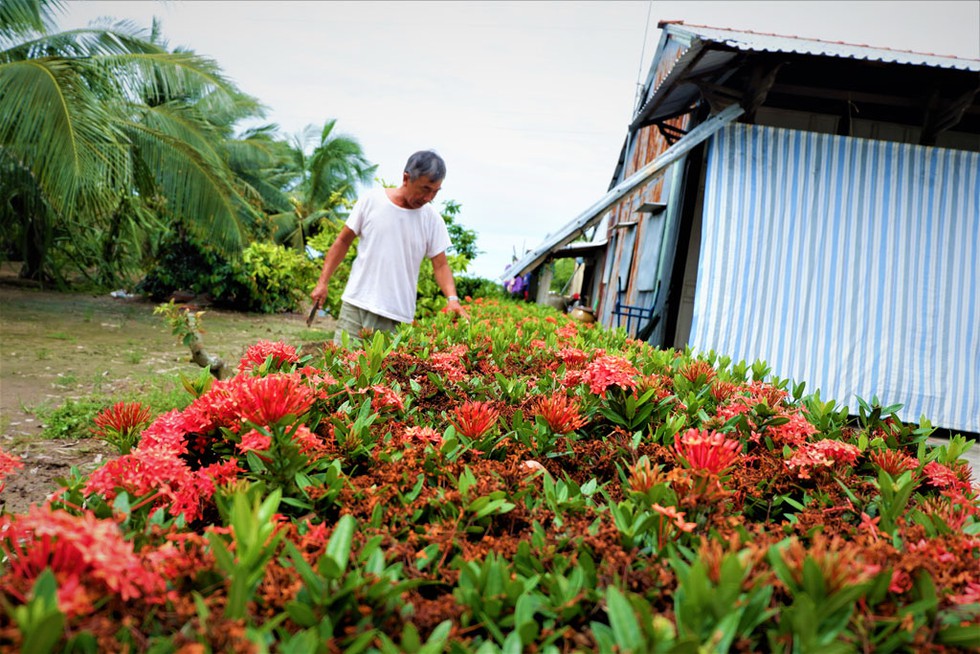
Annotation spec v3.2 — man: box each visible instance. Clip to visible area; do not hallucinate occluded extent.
[310,150,468,343]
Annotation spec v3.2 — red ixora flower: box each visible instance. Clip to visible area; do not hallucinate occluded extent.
[237,429,272,454]
[450,401,499,438]
[83,443,235,523]
[0,506,166,617]
[236,373,314,428]
[949,581,980,606]
[679,360,716,384]
[354,384,404,413]
[237,339,300,373]
[532,394,587,434]
[785,439,861,479]
[401,426,443,447]
[922,460,973,492]
[557,347,589,369]
[582,354,639,398]
[869,448,920,477]
[0,447,23,494]
[651,503,698,533]
[673,428,742,475]
[92,401,152,440]
[430,345,469,382]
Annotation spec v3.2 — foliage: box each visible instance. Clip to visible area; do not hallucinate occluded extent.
[36,398,105,440]
[455,275,507,301]
[0,0,271,285]
[139,234,318,313]
[441,200,481,261]
[237,241,319,313]
[2,298,978,652]
[415,253,471,319]
[269,120,375,251]
[549,256,579,294]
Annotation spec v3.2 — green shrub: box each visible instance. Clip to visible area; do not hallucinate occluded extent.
[456,275,506,301]
[138,234,318,314]
[137,234,250,306]
[237,241,318,314]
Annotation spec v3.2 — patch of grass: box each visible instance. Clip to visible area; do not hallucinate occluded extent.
[120,377,193,414]
[91,370,110,393]
[45,331,73,341]
[296,328,334,342]
[53,373,78,388]
[36,375,192,441]
[35,347,50,360]
[126,350,143,364]
[38,398,105,440]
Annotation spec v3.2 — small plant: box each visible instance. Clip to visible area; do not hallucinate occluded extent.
[91,401,153,454]
[209,484,285,619]
[52,373,77,388]
[37,398,111,440]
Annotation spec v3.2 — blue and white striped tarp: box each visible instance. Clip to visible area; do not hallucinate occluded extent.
[690,123,979,433]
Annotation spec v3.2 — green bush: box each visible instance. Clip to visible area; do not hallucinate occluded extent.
[137,234,251,306]
[456,275,506,301]
[138,235,318,314]
[237,242,318,314]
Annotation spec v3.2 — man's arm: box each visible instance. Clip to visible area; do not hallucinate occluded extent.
[310,226,357,309]
[431,251,468,319]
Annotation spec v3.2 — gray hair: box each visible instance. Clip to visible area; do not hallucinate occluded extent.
[404,150,446,182]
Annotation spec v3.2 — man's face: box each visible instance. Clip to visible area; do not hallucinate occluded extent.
[402,173,443,208]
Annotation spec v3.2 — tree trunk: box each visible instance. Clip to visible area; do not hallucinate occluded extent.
[19,211,50,283]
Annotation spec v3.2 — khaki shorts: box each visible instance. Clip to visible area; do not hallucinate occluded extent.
[334,302,400,345]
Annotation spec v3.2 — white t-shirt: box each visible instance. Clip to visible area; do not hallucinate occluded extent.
[341,187,452,323]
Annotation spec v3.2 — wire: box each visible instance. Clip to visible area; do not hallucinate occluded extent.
[634,0,654,114]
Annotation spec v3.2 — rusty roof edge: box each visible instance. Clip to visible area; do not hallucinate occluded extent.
[630,38,707,132]
[664,21,980,71]
[501,104,745,281]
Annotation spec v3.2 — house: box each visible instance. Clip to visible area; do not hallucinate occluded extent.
[504,22,979,434]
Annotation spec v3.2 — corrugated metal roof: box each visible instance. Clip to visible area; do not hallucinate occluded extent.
[662,22,980,72]
[632,21,980,131]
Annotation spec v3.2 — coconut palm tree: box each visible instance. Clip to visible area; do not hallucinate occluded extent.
[271,119,376,250]
[0,0,265,283]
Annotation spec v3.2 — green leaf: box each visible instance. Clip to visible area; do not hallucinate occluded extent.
[322,514,356,579]
[606,586,643,652]
[937,623,980,647]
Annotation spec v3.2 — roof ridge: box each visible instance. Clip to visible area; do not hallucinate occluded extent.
[659,20,979,62]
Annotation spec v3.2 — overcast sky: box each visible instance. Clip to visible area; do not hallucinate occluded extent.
[58,1,980,281]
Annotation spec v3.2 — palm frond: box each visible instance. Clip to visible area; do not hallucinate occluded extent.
[0,0,64,38]
[122,103,258,254]
[1,23,158,61]
[0,57,128,218]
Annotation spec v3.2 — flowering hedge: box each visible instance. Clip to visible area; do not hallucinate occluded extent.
[0,299,977,652]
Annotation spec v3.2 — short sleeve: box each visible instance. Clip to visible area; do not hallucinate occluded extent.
[426,209,453,259]
[345,195,368,236]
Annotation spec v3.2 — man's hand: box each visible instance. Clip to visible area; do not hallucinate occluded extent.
[444,296,469,320]
[310,282,328,311]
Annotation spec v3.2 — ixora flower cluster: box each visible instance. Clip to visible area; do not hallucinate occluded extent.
[0,299,977,652]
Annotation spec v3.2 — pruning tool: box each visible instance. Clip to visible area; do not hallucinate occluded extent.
[306,301,320,327]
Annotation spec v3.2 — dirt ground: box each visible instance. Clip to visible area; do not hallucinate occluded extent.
[0,282,337,515]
